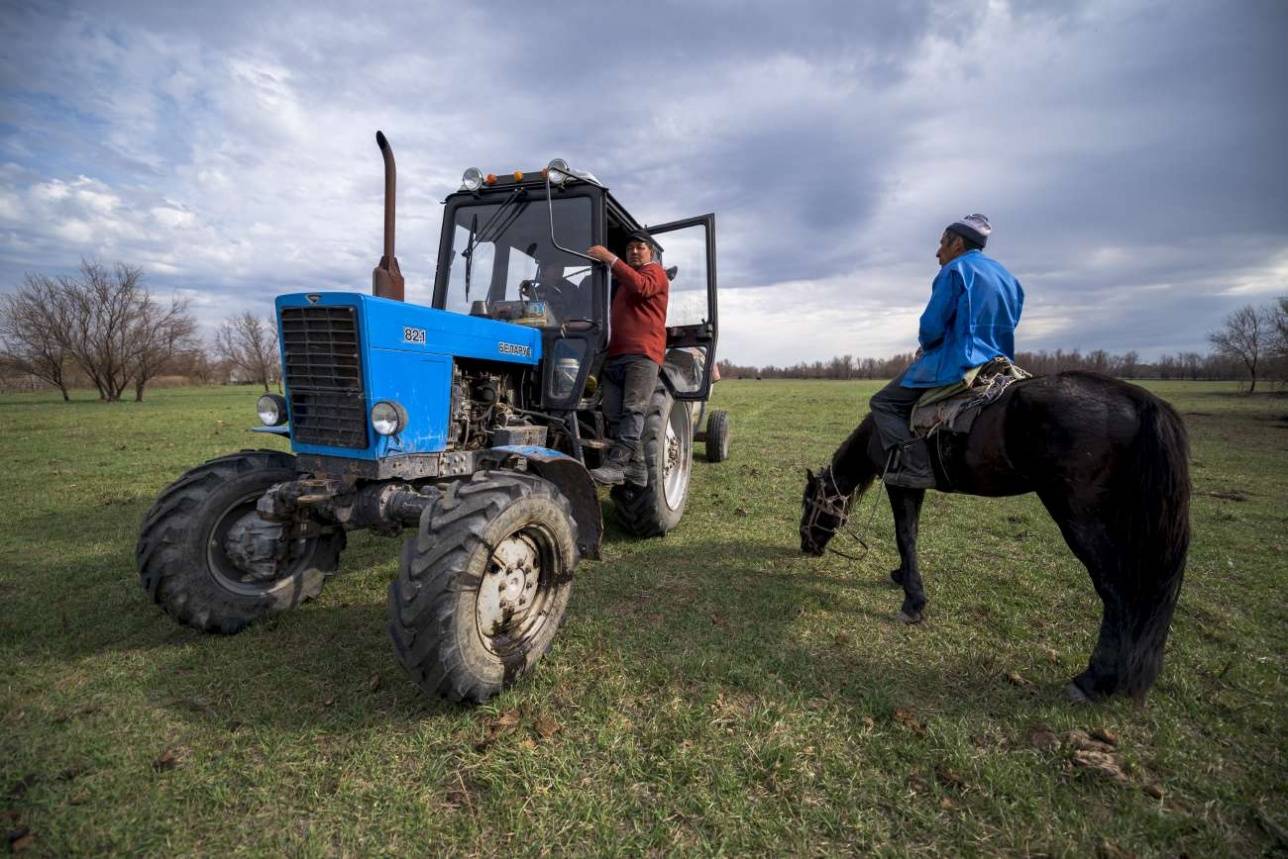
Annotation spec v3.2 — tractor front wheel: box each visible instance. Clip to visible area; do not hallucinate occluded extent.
[136,450,344,634]
[611,387,693,537]
[387,471,578,704]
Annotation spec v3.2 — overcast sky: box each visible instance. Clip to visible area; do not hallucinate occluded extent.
[1,0,1284,365]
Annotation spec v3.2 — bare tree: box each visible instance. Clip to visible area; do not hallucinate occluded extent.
[18,260,200,402]
[0,275,74,400]
[127,292,198,401]
[1178,351,1203,381]
[215,311,279,391]
[1271,296,1288,358]
[1208,304,1267,393]
[60,261,144,401]
[1118,350,1140,379]
[173,348,217,385]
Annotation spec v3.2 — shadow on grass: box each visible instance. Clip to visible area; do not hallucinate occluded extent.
[13,508,1080,734]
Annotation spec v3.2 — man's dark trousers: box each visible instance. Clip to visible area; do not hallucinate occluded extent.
[869,370,935,488]
[602,353,660,456]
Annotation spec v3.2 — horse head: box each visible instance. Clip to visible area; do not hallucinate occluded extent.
[799,466,852,556]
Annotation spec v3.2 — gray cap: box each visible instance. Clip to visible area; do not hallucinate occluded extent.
[947,213,991,247]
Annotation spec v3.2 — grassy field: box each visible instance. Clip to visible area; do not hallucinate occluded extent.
[2,380,1285,857]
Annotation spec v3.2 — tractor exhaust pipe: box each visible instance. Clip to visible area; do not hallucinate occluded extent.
[372,130,405,302]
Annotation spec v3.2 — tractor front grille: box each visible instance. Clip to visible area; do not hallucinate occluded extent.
[281,306,367,449]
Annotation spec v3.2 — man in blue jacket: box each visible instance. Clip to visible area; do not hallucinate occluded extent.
[870,214,1024,488]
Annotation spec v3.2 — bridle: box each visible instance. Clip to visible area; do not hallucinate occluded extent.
[802,467,872,561]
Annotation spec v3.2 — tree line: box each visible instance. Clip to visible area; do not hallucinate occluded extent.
[0,261,281,400]
[719,296,1288,389]
[4,261,1285,397]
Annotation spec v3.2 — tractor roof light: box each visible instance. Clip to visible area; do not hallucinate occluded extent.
[546,158,569,186]
[461,167,484,191]
[257,393,287,426]
[544,158,601,188]
[371,400,407,437]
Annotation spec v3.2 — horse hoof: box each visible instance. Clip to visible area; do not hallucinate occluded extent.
[1064,682,1093,704]
[897,610,923,625]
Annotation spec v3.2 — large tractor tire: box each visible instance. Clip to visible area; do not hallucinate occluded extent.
[136,450,344,634]
[612,387,693,537]
[705,409,731,463]
[387,471,578,704]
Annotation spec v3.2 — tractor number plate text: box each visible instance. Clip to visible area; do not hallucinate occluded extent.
[498,341,532,358]
[403,327,426,345]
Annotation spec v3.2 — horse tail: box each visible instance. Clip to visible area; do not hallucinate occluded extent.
[1114,391,1191,698]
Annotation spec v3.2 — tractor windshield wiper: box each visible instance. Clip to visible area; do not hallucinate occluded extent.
[463,213,478,302]
[462,188,527,302]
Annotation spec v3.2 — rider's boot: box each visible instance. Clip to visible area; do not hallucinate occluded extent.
[882,439,936,489]
[590,442,632,486]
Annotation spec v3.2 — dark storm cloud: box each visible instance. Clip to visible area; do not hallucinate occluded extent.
[0,0,1284,364]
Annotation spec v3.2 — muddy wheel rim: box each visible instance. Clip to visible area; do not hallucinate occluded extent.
[206,491,307,596]
[663,405,692,510]
[476,524,559,657]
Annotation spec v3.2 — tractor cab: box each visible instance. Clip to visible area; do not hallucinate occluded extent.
[431,161,719,412]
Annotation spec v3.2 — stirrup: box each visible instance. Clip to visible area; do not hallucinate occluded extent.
[882,442,935,489]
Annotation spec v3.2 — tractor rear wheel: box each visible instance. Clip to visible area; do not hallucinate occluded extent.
[136,450,344,634]
[612,387,693,537]
[387,471,578,704]
[705,409,731,463]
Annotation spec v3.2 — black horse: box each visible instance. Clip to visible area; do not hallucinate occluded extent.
[800,371,1190,702]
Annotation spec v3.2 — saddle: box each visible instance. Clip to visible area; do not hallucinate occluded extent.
[909,357,1031,437]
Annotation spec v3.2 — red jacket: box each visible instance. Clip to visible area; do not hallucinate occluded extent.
[608,259,669,365]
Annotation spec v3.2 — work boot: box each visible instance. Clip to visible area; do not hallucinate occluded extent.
[590,442,631,486]
[624,448,649,487]
[883,440,936,489]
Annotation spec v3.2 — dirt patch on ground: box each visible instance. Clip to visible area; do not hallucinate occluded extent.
[1204,489,1251,502]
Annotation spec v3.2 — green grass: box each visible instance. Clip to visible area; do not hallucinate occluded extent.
[2,380,1285,857]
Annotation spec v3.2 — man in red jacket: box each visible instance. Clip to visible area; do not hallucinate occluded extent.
[585,229,669,486]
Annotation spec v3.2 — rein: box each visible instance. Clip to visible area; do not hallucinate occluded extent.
[803,467,880,561]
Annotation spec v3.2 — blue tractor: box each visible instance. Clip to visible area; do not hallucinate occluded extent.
[136,133,729,702]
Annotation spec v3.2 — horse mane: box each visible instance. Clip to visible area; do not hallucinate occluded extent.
[828,414,880,497]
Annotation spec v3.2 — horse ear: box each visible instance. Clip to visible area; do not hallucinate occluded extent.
[805,467,815,481]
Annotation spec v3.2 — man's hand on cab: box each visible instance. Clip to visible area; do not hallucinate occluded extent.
[586,245,616,265]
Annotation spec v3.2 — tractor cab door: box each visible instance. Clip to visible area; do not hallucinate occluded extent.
[647,214,717,401]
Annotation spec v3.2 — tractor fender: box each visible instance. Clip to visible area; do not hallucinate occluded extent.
[489,445,603,560]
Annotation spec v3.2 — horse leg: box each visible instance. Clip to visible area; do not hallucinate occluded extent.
[1072,580,1130,703]
[886,486,927,623]
[1067,543,1182,703]
[1039,493,1130,701]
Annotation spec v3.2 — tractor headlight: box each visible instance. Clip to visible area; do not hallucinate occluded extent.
[371,400,407,436]
[257,394,287,426]
[461,167,484,191]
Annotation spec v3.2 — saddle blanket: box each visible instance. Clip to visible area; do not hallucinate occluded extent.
[909,358,1031,437]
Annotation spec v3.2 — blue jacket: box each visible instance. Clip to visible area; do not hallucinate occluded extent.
[901,250,1024,388]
